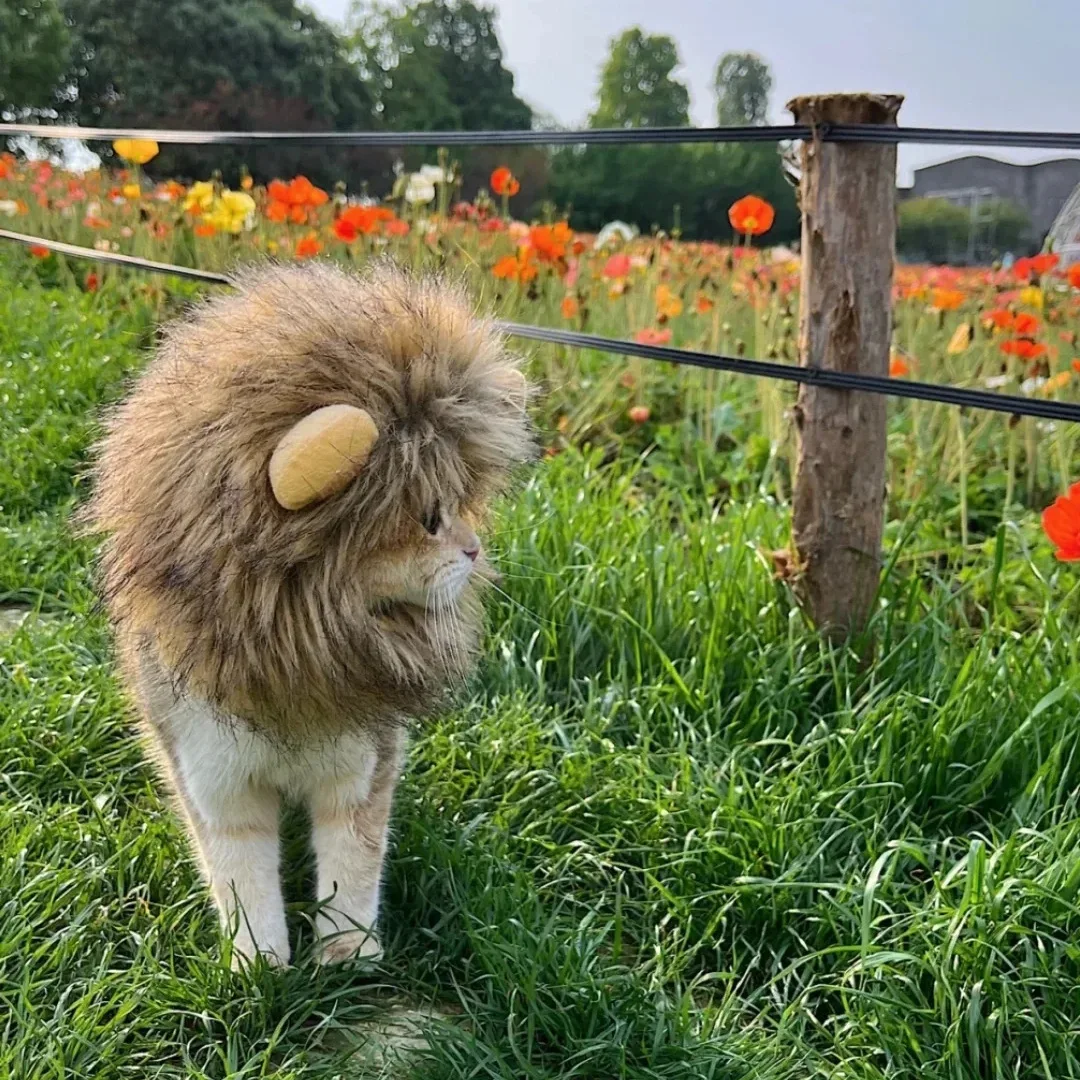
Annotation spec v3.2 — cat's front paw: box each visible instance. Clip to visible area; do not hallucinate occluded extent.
[317,927,382,965]
[230,936,290,971]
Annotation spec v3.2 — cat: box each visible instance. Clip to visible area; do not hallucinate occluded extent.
[83,260,534,966]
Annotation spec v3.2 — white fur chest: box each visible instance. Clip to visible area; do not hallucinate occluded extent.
[164,691,382,822]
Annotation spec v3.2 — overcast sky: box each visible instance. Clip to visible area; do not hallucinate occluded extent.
[309,0,1080,184]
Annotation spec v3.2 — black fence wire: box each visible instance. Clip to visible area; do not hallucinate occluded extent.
[5,121,1080,150]
[3,119,1080,424]
[3,227,1079,425]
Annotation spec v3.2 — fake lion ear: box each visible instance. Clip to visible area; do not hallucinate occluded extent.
[268,404,379,511]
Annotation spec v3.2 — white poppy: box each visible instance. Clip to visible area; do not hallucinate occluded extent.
[418,164,446,184]
[405,174,436,205]
[593,220,637,250]
[0,200,18,216]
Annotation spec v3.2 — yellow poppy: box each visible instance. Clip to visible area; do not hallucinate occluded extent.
[122,183,142,200]
[205,189,256,234]
[112,139,159,165]
[1019,286,1044,310]
[182,181,215,214]
[946,322,972,355]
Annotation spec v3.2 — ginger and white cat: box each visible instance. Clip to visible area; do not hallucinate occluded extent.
[84,262,533,966]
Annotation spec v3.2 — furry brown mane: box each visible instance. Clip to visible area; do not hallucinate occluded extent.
[83,260,534,738]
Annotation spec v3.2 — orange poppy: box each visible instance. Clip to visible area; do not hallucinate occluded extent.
[561,295,579,319]
[728,195,775,237]
[29,244,50,258]
[492,250,537,283]
[1068,264,1080,289]
[1072,359,1080,374]
[655,284,683,319]
[694,293,714,314]
[889,355,910,377]
[634,327,672,346]
[490,167,520,196]
[1013,312,1039,336]
[294,232,322,259]
[528,222,571,262]
[269,176,328,208]
[333,205,388,241]
[1042,481,1080,560]
[194,223,217,238]
[983,308,1014,330]
[385,218,410,236]
[266,201,289,223]
[930,288,965,312]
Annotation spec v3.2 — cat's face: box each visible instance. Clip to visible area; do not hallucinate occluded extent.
[362,501,488,613]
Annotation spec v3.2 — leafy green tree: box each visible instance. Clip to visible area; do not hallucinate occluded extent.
[897,198,970,263]
[590,28,690,129]
[713,51,772,127]
[62,0,376,184]
[897,196,1031,263]
[551,29,795,241]
[349,0,531,132]
[1,0,69,116]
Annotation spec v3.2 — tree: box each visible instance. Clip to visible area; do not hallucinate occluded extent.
[897,196,1032,263]
[590,28,690,129]
[1,0,69,116]
[348,0,531,132]
[62,0,376,184]
[713,51,772,127]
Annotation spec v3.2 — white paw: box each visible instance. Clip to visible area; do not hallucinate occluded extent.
[317,927,382,965]
[230,935,290,971]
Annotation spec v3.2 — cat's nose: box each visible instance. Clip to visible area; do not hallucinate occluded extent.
[463,544,480,562]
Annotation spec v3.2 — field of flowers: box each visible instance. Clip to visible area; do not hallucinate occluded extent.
[6,140,1080,1078]
[6,140,1080,550]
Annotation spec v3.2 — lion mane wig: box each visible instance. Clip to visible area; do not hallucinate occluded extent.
[85,260,534,737]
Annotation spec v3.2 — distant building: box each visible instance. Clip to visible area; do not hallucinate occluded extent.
[904,155,1080,250]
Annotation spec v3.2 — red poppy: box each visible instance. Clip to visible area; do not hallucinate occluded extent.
[1042,481,1080,560]
[193,222,217,238]
[634,327,672,346]
[1000,338,1047,360]
[480,218,506,233]
[603,253,632,279]
[490,167,520,197]
[385,218,410,236]
[1014,252,1060,281]
[728,195,775,237]
[889,355,910,377]
[1068,264,1080,289]
[29,245,50,258]
[333,217,359,242]
[1013,312,1039,336]
[85,271,99,293]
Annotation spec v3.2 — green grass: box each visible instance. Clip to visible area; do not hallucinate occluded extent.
[3,250,1080,1078]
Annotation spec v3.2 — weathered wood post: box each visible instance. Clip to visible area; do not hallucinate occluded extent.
[786,93,903,640]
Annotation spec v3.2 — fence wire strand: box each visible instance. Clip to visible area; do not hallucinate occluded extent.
[3,228,1077,425]
[5,121,1080,151]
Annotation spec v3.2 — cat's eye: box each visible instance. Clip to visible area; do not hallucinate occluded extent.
[422,503,441,535]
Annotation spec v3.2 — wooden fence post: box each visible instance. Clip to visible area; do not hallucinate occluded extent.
[786,92,903,640]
